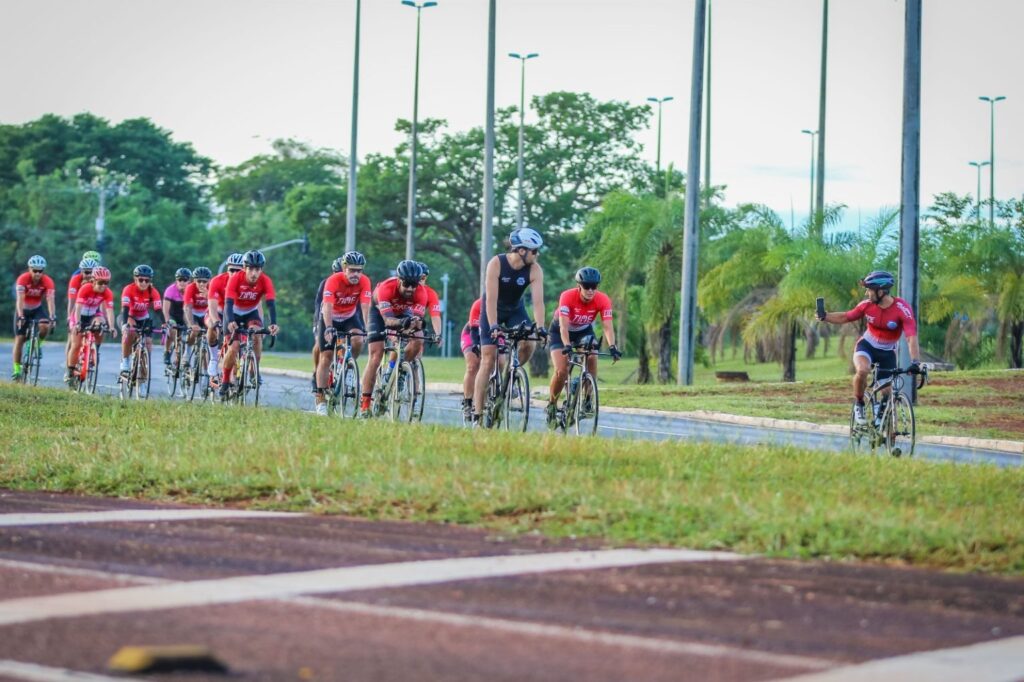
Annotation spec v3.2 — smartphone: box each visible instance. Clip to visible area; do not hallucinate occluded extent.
[816,297,826,320]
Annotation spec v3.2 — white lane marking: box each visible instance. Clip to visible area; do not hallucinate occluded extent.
[0,559,168,585]
[0,549,745,626]
[289,596,836,672]
[0,509,301,527]
[0,660,141,682]
[775,635,1024,681]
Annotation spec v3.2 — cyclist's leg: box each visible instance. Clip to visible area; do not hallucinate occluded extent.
[12,313,29,374]
[349,309,366,359]
[473,303,500,417]
[121,324,137,372]
[361,308,388,413]
[315,321,339,399]
[547,320,570,403]
[461,326,480,401]
[852,338,873,402]
[506,304,535,365]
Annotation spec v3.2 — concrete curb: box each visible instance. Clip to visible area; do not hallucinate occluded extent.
[261,367,1023,456]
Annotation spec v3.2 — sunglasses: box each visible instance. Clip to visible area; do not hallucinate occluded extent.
[136,278,151,283]
[82,270,93,276]
[94,280,110,286]
[347,268,364,274]
[400,280,419,288]
[176,278,189,282]
[529,248,540,255]
[228,268,242,274]
[580,284,598,291]
[31,269,44,274]
[196,279,210,285]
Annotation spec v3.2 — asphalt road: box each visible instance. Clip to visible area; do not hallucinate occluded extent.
[5,341,1018,467]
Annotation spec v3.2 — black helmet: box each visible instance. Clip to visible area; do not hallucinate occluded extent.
[342,251,366,266]
[133,264,154,278]
[243,250,266,268]
[331,257,344,273]
[396,259,422,285]
[192,266,212,280]
[575,267,602,286]
[860,270,895,291]
[175,267,192,281]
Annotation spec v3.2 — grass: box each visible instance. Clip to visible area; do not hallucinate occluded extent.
[2,383,1022,574]
[262,350,1024,442]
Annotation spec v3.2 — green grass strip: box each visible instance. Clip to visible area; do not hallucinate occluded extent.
[1,384,1021,574]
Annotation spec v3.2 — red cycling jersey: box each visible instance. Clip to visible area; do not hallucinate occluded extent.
[373,277,428,318]
[422,284,442,316]
[226,270,275,315]
[74,283,114,319]
[121,283,162,320]
[183,282,209,315]
[467,298,481,328]
[323,272,372,321]
[556,288,613,332]
[844,297,917,351]
[16,272,55,309]
[207,272,231,309]
[67,273,87,305]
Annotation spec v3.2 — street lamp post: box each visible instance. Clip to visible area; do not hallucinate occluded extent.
[402,0,438,260]
[346,0,362,253]
[979,95,1006,225]
[969,160,990,220]
[509,52,539,231]
[440,272,450,357]
[646,96,674,175]
[801,129,818,223]
[479,0,496,294]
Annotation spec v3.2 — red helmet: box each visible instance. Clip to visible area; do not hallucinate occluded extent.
[92,266,111,283]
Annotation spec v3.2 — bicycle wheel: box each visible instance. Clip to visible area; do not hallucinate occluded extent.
[165,341,180,398]
[390,361,416,422]
[502,366,530,432]
[574,372,599,435]
[340,356,360,419]
[27,331,41,386]
[849,403,870,453]
[240,351,261,407]
[85,346,100,395]
[484,371,501,429]
[328,356,344,414]
[134,349,151,400]
[120,352,133,401]
[195,342,211,402]
[884,392,916,457]
[411,359,426,422]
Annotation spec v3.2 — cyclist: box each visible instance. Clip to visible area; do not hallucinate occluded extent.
[544,267,622,428]
[816,270,922,425]
[12,255,56,380]
[314,251,371,415]
[161,267,192,365]
[65,251,101,359]
[416,262,444,341]
[311,256,346,392]
[459,297,482,419]
[183,267,212,345]
[472,227,547,424]
[359,260,429,417]
[119,265,164,376]
[66,266,118,380]
[219,250,279,397]
[206,253,244,384]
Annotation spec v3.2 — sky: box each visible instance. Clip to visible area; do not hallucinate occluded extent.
[2,0,1021,230]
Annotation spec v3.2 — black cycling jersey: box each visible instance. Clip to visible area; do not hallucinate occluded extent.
[494,254,532,311]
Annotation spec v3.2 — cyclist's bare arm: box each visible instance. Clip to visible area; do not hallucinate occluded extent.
[46,290,56,319]
[530,264,545,328]
[559,312,571,347]
[484,257,501,329]
[14,291,24,318]
[820,311,850,324]
[600,317,616,348]
[907,334,921,361]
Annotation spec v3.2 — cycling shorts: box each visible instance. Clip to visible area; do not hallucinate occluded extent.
[547,320,597,352]
[319,312,366,351]
[478,301,531,347]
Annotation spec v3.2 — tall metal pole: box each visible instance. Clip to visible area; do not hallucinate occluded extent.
[898,0,922,403]
[969,161,989,219]
[646,96,674,175]
[345,0,361,252]
[479,0,496,294]
[802,129,817,222]
[677,0,707,386]
[403,1,436,259]
[510,52,538,231]
[440,272,450,358]
[95,188,106,257]
[814,0,828,228]
[703,0,712,207]
[980,95,1006,225]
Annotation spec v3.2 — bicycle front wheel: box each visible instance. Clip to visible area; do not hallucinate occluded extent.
[390,361,416,422]
[27,333,42,386]
[134,350,151,400]
[884,392,916,457]
[574,372,599,435]
[503,366,530,432]
[165,344,180,398]
[849,404,870,454]
[340,356,360,419]
[240,352,261,407]
[411,359,426,422]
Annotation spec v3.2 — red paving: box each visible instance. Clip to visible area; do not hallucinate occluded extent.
[1,490,1022,681]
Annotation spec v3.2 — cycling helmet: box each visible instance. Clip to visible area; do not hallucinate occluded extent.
[331,257,344,273]
[79,257,99,271]
[575,266,602,286]
[92,266,111,283]
[342,251,366,266]
[243,250,266,268]
[395,259,422,285]
[175,267,192,280]
[192,266,213,280]
[860,270,895,291]
[226,252,245,268]
[133,264,154,278]
[417,261,430,277]
[509,227,543,250]
[27,255,47,270]
[82,250,101,262]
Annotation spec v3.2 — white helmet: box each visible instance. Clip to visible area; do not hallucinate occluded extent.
[509,227,543,250]
[27,255,47,270]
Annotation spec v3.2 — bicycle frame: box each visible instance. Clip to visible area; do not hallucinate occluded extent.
[74,323,109,394]
[556,341,605,435]
[326,330,365,417]
[483,322,545,431]
[850,364,927,457]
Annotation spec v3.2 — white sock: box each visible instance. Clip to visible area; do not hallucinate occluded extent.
[120,357,130,370]
[210,347,220,362]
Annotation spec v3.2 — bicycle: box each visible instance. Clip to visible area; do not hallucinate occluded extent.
[163,324,190,398]
[183,330,212,403]
[222,327,273,407]
[369,327,424,422]
[14,318,46,386]
[70,321,110,395]
[553,337,604,436]
[324,329,365,418]
[120,322,157,401]
[850,364,928,457]
[482,321,547,431]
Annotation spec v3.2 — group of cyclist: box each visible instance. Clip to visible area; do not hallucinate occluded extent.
[13,229,921,429]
